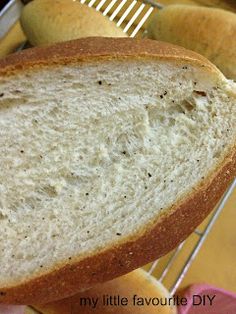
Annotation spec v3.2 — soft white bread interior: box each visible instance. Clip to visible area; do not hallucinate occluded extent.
[147,5,236,80]
[0,38,235,304]
[20,0,127,46]
[32,269,176,314]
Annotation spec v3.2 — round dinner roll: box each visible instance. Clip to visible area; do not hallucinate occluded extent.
[147,5,236,80]
[32,269,176,314]
[20,0,127,46]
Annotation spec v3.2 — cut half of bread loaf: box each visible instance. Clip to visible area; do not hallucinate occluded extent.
[32,269,176,314]
[0,37,235,304]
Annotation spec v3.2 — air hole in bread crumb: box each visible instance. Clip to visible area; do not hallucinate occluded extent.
[182,100,195,111]
[0,93,4,97]
[194,90,207,97]
[42,185,57,197]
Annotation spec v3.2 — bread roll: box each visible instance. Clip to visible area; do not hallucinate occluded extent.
[0,37,235,304]
[32,269,176,314]
[157,0,236,12]
[20,0,126,46]
[147,5,236,80]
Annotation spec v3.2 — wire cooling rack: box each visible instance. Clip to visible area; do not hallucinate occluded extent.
[1,0,236,296]
[80,0,162,37]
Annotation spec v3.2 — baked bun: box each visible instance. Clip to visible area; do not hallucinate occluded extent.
[147,5,236,80]
[32,269,176,314]
[20,0,126,46]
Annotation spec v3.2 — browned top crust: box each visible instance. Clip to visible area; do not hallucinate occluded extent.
[0,37,221,76]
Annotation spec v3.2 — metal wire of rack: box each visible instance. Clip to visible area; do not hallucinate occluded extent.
[79,0,159,37]
[1,0,236,296]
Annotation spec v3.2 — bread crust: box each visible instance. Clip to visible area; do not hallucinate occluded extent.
[0,37,220,77]
[0,38,234,304]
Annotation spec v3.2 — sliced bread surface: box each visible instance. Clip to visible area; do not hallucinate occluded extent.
[0,38,235,304]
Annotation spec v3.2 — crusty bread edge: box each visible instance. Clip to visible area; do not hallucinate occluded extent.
[0,37,221,77]
[32,269,177,314]
[0,38,234,304]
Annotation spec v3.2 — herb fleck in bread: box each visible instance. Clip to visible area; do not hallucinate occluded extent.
[0,37,235,304]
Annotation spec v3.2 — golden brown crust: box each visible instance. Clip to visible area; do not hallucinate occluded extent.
[0,37,220,77]
[33,269,176,314]
[147,5,236,80]
[0,38,234,304]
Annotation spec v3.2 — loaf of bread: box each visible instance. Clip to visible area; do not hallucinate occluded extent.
[0,37,235,304]
[157,0,236,11]
[147,5,236,80]
[20,0,126,46]
[32,269,176,314]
